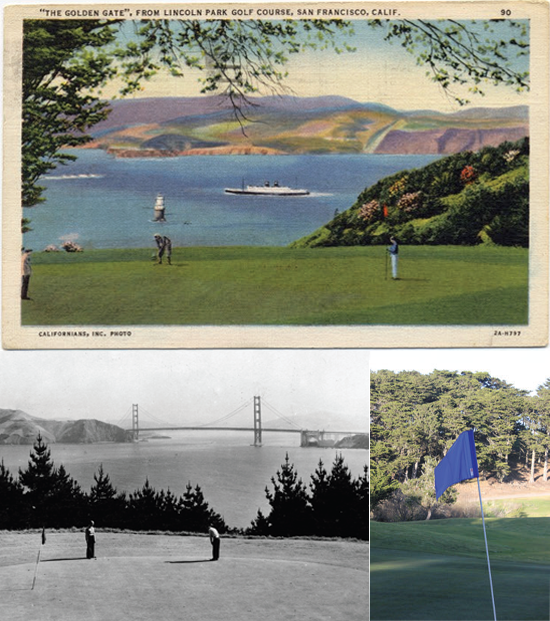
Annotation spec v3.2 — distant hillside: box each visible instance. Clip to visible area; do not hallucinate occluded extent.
[263,410,366,433]
[0,409,133,444]
[0,409,56,445]
[291,137,529,248]
[335,434,369,449]
[85,95,528,156]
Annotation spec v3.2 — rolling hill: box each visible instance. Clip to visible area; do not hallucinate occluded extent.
[291,137,529,248]
[0,408,133,444]
[85,95,528,156]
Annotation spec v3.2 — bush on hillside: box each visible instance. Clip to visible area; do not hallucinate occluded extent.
[291,137,529,248]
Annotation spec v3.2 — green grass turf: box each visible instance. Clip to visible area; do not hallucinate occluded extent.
[485,496,550,518]
[370,518,550,620]
[21,245,528,326]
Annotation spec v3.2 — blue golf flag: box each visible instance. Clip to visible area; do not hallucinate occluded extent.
[435,429,479,500]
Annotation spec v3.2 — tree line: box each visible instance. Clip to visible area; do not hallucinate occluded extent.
[0,434,368,539]
[371,370,550,517]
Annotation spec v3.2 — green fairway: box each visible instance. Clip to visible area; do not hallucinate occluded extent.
[21,245,528,326]
[371,518,550,620]
[485,496,550,518]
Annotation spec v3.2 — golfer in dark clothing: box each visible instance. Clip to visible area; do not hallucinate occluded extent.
[387,237,399,279]
[21,248,32,299]
[153,234,172,265]
[209,526,220,561]
[85,521,96,559]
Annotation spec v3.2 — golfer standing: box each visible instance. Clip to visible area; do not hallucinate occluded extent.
[387,237,399,280]
[209,526,220,561]
[85,521,96,559]
[21,248,32,299]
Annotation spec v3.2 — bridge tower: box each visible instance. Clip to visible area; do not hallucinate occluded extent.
[253,396,262,447]
[132,404,139,441]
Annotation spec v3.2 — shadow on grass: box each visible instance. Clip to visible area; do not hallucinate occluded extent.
[41,557,87,562]
[166,559,212,564]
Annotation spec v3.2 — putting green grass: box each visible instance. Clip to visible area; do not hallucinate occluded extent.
[1,532,368,621]
[21,245,528,326]
[371,518,550,620]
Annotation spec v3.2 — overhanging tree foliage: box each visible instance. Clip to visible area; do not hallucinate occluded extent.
[22,18,353,211]
[370,19,529,105]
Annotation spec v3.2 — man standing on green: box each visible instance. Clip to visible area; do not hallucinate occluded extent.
[21,248,32,299]
[387,237,399,280]
[209,526,220,561]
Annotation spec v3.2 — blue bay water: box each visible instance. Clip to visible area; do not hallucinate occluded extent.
[0,434,368,529]
[24,151,441,250]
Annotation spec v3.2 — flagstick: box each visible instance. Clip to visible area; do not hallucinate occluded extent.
[31,547,41,590]
[477,476,497,621]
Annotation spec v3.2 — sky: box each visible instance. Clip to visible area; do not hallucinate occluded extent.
[0,349,369,429]
[110,18,530,113]
[370,348,550,395]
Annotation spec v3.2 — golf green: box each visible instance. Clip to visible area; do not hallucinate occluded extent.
[370,518,550,620]
[21,246,528,326]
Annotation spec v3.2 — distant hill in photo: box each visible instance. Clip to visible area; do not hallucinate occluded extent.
[0,408,133,444]
[84,95,528,157]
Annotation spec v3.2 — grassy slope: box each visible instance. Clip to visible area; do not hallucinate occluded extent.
[371,518,550,620]
[21,246,527,326]
[292,156,528,250]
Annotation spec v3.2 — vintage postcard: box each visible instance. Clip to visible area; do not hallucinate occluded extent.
[3,1,549,348]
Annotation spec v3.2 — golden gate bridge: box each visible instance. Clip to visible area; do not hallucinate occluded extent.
[116,396,364,448]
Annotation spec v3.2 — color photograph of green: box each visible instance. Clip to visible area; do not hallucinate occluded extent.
[21,245,527,326]
[370,365,550,621]
[370,517,550,621]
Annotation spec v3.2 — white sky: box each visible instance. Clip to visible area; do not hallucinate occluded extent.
[0,348,369,428]
[370,348,550,395]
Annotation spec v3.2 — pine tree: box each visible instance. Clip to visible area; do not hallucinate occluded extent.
[89,464,127,528]
[18,434,84,527]
[180,482,226,534]
[51,463,85,527]
[310,454,360,537]
[262,453,312,537]
[128,479,160,530]
[0,460,23,528]
[309,459,331,535]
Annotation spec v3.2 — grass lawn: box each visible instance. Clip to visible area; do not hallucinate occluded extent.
[370,518,550,620]
[485,496,550,518]
[1,531,368,621]
[21,245,528,326]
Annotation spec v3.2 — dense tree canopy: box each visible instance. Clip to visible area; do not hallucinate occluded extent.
[371,369,550,520]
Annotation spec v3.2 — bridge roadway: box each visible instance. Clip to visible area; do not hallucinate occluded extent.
[135,426,362,435]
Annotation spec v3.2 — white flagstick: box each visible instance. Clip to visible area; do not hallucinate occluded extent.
[477,476,497,621]
[31,547,41,590]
